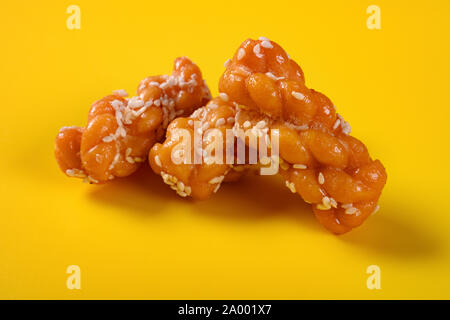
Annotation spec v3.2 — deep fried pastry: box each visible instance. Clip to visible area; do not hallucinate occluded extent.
[219,38,387,234]
[55,38,387,235]
[55,57,211,183]
[149,98,245,200]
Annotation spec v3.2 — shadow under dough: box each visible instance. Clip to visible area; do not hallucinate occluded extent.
[88,166,440,260]
[341,205,441,260]
[87,165,175,218]
[193,173,319,229]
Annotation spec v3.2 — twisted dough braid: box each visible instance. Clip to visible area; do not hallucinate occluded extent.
[149,98,245,200]
[55,57,211,183]
[218,38,387,234]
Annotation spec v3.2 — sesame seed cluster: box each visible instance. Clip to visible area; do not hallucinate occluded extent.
[55,57,211,183]
[149,97,246,200]
[217,38,387,234]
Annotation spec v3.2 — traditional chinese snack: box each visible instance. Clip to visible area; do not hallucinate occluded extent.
[219,38,387,234]
[149,98,245,200]
[55,38,387,235]
[55,57,211,183]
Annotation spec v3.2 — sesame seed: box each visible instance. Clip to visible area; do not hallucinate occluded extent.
[318,172,325,184]
[219,93,229,101]
[159,81,170,90]
[333,119,341,130]
[265,72,285,81]
[224,59,231,68]
[286,122,309,131]
[215,118,225,127]
[87,176,99,184]
[65,169,86,178]
[337,114,352,134]
[322,196,331,206]
[109,153,120,170]
[110,99,123,109]
[213,183,221,193]
[258,36,269,41]
[285,181,296,193]
[345,207,358,215]
[118,127,126,138]
[177,181,185,191]
[342,122,352,134]
[293,164,307,169]
[243,120,251,128]
[371,205,380,215]
[253,44,263,58]
[292,91,306,101]
[289,183,296,193]
[113,89,128,97]
[265,72,277,80]
[251,127,263,137]
[209,176,225,184]
[316,203,331,210]
[330,198,338,208]
[237,48,245,60]
[102,135,115,143]
[161,171,179,188]
[154,155,162,167]
[128,96,144,109]
[261,40,273,49]
[256,120,266,128]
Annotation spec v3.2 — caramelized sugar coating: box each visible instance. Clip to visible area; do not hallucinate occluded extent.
[220,38,387,234]
[149,98,245,200]
[55,57,211,183]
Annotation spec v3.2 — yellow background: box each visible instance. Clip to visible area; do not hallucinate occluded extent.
[1,0,449,299]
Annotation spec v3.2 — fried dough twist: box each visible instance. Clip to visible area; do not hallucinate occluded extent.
[149,98,245,200]
[218,38,387,234]
[55,57,211,183]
